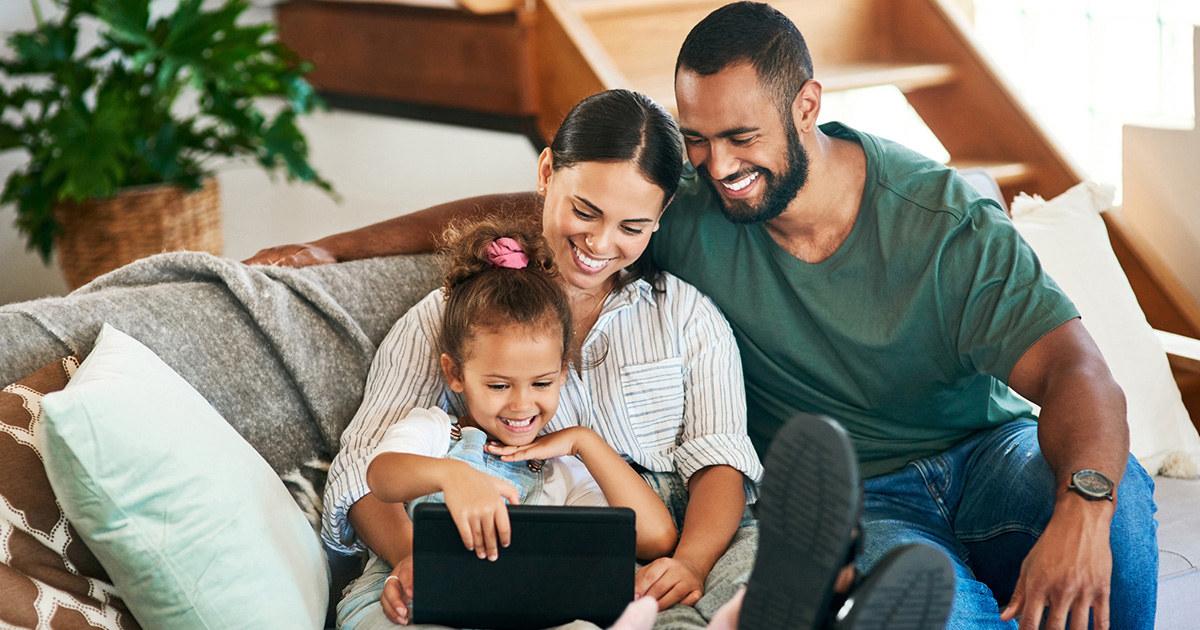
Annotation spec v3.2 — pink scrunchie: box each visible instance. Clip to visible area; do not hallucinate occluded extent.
[485,237,529,269]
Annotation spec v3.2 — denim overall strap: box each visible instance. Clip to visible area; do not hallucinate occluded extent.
[407,426,545,518]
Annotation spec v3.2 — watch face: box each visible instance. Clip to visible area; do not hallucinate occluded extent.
[1073,470,1113,497]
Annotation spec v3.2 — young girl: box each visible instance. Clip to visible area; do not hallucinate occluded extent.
[364,217,678,583]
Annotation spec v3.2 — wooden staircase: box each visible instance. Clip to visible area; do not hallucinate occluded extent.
[276,0,1200,344]
[530,0,1074,201]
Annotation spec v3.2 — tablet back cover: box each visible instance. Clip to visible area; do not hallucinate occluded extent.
[412,503,636,629]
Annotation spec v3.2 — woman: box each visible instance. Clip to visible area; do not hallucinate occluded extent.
[323,89,763,629]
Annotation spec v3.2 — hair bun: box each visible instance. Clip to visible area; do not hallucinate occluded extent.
[485,237,529,269]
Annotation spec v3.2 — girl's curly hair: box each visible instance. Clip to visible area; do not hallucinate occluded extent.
[437,212,573,368]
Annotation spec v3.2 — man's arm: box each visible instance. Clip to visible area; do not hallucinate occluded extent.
[1001,317,1127,630]
[243,192,540,266]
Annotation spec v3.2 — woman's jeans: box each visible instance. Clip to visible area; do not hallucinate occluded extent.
[859,419,1158,629]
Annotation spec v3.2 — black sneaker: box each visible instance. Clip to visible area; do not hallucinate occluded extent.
[738,414,861,630]
[832,543,955,630]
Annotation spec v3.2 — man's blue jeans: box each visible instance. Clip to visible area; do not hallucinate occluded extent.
[858,420,1158,629]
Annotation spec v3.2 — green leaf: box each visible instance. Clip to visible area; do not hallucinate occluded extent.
[96,0,152,48]
[6,22,78,73]
[3,166,61,262]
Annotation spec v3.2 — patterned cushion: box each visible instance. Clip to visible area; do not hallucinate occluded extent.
[0,357,140,630]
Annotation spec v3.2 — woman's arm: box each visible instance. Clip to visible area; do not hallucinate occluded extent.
[635,465,746,607]
[634,280,762,609]
[488,427,678,560]
[321,292,453,556]
[243,193,540,265]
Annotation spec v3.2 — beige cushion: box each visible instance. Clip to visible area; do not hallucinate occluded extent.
[1010,181,1200,478]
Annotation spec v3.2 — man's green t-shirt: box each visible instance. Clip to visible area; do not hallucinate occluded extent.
[651,122,1079,478]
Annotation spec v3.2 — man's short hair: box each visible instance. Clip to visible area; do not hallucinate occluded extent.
[675,2,814,116]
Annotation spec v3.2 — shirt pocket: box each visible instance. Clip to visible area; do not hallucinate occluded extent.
[620,357,686,452]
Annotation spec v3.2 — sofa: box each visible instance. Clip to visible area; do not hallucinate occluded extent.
[1,182,1198,629]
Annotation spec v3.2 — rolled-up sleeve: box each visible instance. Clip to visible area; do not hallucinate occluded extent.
[321,290,451,554]
[671,280,763,501]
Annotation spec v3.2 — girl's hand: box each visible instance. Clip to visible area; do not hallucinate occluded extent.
[486,426,591,461]
[381,556,414,625]
[441,464,522,561]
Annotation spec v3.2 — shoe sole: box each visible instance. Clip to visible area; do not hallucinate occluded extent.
[835,544,955,630]
[738,414,861,630]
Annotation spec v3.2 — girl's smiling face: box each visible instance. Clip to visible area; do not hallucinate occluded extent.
[537,151,667,297]
[441,324,567,446]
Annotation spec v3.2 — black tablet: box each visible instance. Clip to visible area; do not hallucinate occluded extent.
[411,503,636,629]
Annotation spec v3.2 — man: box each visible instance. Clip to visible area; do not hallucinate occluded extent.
[250,3,1157,629]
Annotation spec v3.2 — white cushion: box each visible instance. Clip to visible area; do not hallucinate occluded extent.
[38,324,330,629]
[1010,181,1200,477]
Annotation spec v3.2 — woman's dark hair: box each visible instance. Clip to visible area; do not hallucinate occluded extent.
[675,2,813,118]
[549,89,683,291]
[437,214,573,370]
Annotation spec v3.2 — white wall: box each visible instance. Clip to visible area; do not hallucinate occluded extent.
[0,2,539,305]
[1122,26,1200,308]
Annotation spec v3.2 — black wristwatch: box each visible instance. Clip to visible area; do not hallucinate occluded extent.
[1066,469,1115,501]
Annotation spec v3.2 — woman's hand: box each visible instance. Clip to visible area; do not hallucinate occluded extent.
[441,463,522,561]
[381,556,414,625]
[635,556,705,610]
[242,242,337,266]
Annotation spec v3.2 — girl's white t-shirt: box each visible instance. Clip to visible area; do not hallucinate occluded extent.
[368,407,609,508]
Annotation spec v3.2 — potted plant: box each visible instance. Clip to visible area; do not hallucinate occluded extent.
[0,0,334,288]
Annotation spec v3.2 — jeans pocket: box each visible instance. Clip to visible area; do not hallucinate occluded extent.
[620,357,685,452]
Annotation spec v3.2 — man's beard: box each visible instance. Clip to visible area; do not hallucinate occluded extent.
[704,127,809,225]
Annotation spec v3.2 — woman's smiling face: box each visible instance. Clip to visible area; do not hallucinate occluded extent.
[537,151,667,295]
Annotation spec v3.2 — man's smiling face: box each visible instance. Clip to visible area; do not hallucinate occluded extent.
[676,62,809,224]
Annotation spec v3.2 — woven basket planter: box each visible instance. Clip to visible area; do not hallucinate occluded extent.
[54,178,222,289]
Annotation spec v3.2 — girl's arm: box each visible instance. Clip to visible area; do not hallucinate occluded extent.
[487,427,678,560]
[367,453,521,561]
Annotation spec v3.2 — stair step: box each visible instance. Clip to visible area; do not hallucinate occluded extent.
[820,62,958,93]
[949,160,1034,189]
[620,61,959,117]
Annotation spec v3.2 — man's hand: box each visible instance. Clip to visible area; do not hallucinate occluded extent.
[381,556,414,625]
[243,242,337,266]
[635,556,705,611]
[1001,498,1113,630]
[441,465,522,561]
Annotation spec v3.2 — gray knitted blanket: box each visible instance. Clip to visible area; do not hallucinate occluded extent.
[0,251,441,525]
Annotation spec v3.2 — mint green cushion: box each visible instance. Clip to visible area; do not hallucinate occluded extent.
[38,324,328,629]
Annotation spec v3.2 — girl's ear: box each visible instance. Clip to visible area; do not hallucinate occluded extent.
[441,353,465,392]
[536,148,553,195]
